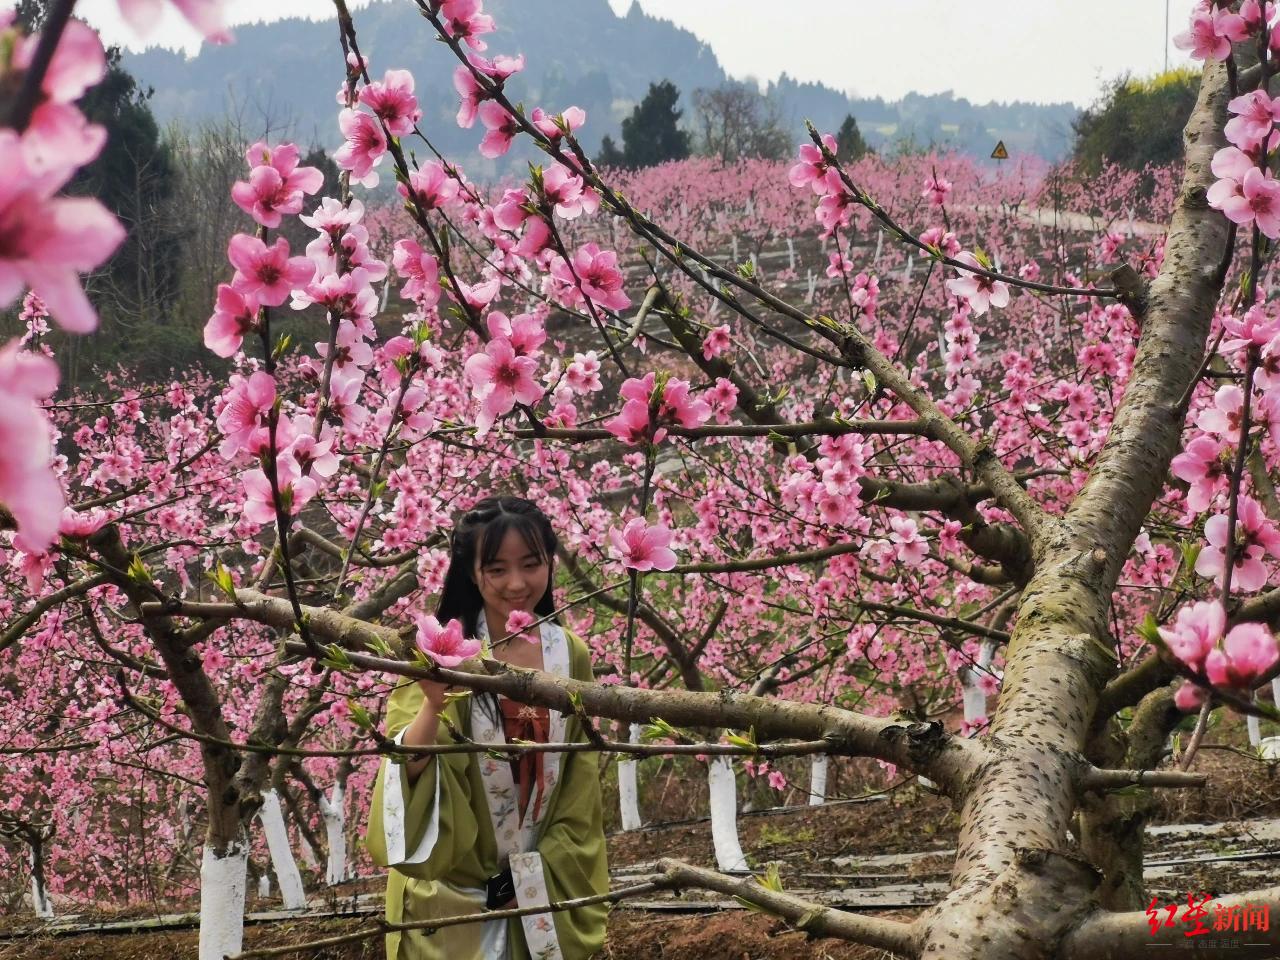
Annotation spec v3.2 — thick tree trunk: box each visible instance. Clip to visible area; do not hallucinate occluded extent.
[199,835,248,960]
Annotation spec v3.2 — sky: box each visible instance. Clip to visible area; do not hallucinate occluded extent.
[68,0,1199,108]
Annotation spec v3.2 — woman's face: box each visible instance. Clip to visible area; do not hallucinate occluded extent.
[473,526,549,629]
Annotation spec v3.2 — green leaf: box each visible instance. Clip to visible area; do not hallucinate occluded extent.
[320,643,352,671]
[1178,541,1202,576]
[724,727,758,753]
[207,561,236,599]
[272,333,292,360]
[862,370,878,394]
[442,689,472,708]
[348,700,372,730]
[126,554,151,585]
[1136,612,1162,649]
[759,861,784,893]
[641,717,679,742]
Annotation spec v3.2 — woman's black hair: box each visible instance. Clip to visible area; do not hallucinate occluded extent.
[434,495,559,640]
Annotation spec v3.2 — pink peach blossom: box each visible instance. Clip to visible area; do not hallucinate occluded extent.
[609,517,678,572]
[413,613,481,666]
[945,252,1010,316]
[1205,622,1279,688]
[464,337,544,437]
[1157,600,1226,670]
[226,234,316,307]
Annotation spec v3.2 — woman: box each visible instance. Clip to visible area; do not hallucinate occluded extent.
[365,496,610,960]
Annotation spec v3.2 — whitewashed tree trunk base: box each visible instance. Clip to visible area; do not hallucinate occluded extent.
[199,842,247,960]
[708,756,748,872]
[808,753,828,806]
[618,723,642,831]
[320,783,348,886]
[259,789,306,910]
[29,846,52,919]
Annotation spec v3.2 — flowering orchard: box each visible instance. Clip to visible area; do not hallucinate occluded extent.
[3,0,1280,958]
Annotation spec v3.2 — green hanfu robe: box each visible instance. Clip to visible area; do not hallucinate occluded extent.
[365,621,609,960]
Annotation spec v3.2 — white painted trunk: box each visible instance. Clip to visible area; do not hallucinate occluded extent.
[29,847,52,919]
[298,827,321,870]
[731,235,739,262]
[258,789,306,909]
[903,253,914,282]
[257,873,270,898]
[320,783,348,886]
[199,841,247,960]
[805,270,816,303]
[618,723,642,831]
[874,229,883,263]
[707,757,748,871]
[786,237,796,271]
[808,753,828,806]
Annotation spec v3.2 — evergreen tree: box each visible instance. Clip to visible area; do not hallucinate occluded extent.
[836,114,871,162]
[620,80,691,168]
[14,0,182,385]
[595,134,626,169]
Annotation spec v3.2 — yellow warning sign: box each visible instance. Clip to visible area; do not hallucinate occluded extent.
[991,140,1009,160]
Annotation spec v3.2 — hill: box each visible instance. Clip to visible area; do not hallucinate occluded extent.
[123,0,1079,172]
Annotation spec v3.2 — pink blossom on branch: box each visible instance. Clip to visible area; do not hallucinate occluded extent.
[1170,434,1229,512]
[230,142,325,228]
[463,337,544,437]
[547,243,630,312]
[334,108,387,188]
[0,341,64,553]
[1157,599,1226,672]
[203,284,259,358]
[1173,5,1248,61]
[413,613,481,667]
[531,106,586,145]
[921,173,953,206]
[0,132,126,333]
[945,251,1011,316]
[358,69,422,137]
[608,517,678,572]
[391,239,441,306]
[702,324,731,360]
[504,609,539,643]
[1214,166,1280,238]
[226,234,316,307]
[439,0,495,51]
[1195,495,1280,592]
[1205,622,1279,688]
[1225,89,1280,152]
[788,134,839,194]
[477,100,520,158]
[215,371,276,459]
[398,160,459,211]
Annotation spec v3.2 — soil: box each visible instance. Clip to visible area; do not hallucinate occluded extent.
[3,733,1279,960]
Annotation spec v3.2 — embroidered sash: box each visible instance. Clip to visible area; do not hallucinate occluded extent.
[472,617,569,960]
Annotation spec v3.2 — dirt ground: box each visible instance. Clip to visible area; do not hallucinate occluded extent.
[3,734,1279,960]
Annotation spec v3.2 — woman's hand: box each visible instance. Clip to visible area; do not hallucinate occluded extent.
[416,676,451,707]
